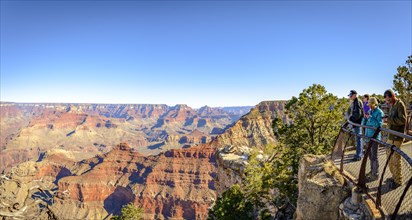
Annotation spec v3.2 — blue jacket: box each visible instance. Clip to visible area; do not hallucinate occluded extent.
[362,107,384,141]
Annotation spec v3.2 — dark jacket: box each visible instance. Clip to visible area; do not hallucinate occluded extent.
[387,98,407,141]
[350,98,364,124]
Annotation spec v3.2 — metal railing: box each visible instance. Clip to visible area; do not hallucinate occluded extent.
[331,120,412,219]
[407,112,412,135]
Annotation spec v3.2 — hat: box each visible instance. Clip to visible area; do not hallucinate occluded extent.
[368,97,378,107]
[348,90,357,96]
[384,89,394,98]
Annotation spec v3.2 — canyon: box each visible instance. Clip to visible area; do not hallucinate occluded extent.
[0,102,251,172]
[0,101,287,219]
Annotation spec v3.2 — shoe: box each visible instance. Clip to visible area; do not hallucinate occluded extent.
[387,178,401,189]
[390,181,400,189]
[352,156,361,161]
[366,172,378,181]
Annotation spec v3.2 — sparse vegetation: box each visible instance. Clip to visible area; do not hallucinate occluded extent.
[207,184,253,220]
[111,203,144,220]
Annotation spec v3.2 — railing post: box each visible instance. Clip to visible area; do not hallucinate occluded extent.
[358,127,381,190]
[331,127,344,158]
[392,176,412,219]
[341,131,352,172]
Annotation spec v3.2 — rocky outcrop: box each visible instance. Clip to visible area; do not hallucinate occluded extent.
[215,145,250,195]
[214,101,288,195]
[0,149,76,219]
[179,130,209,145]
[295,155,350,220]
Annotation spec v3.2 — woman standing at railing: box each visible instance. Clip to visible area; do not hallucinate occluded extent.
[362,97,384,181]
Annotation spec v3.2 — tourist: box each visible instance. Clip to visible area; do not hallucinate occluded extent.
[348,90,364,161]
[363,94,370,118]
[362,94,370,147]
[362,97,384,181]
[384,89,407,188]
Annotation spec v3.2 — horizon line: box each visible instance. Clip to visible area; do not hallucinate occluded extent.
[0,100,274,109]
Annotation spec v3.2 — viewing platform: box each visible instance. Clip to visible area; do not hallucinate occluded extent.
[332,121,412,219]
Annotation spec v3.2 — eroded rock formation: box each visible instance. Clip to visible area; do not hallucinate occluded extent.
[214,101,288,195]
[48,143,216,219]
[0,103,251,172]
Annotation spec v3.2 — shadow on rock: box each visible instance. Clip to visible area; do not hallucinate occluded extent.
[103,186,135,217]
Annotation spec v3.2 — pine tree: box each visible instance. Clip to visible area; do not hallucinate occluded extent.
[111,203,144,220]
[393,55,412,107]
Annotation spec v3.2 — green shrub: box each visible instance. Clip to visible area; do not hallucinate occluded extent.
[111,203,143,220]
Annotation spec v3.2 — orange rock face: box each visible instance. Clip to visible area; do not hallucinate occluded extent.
[56,143,217,219]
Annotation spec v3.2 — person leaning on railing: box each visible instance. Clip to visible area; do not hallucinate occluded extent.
[384,89,407,189]
[361,97,384,181]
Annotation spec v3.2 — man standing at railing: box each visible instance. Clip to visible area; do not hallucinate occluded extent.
[384,89,407,189]
[348,90,364,161]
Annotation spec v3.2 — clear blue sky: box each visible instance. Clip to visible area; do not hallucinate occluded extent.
[1,0,411,108]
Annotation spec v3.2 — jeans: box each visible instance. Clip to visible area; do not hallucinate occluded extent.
[368,141,378,175]
[354,126,363,158]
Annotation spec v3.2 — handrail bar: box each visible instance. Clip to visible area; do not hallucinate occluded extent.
[341,127,412,167]
[346,120,412,141]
